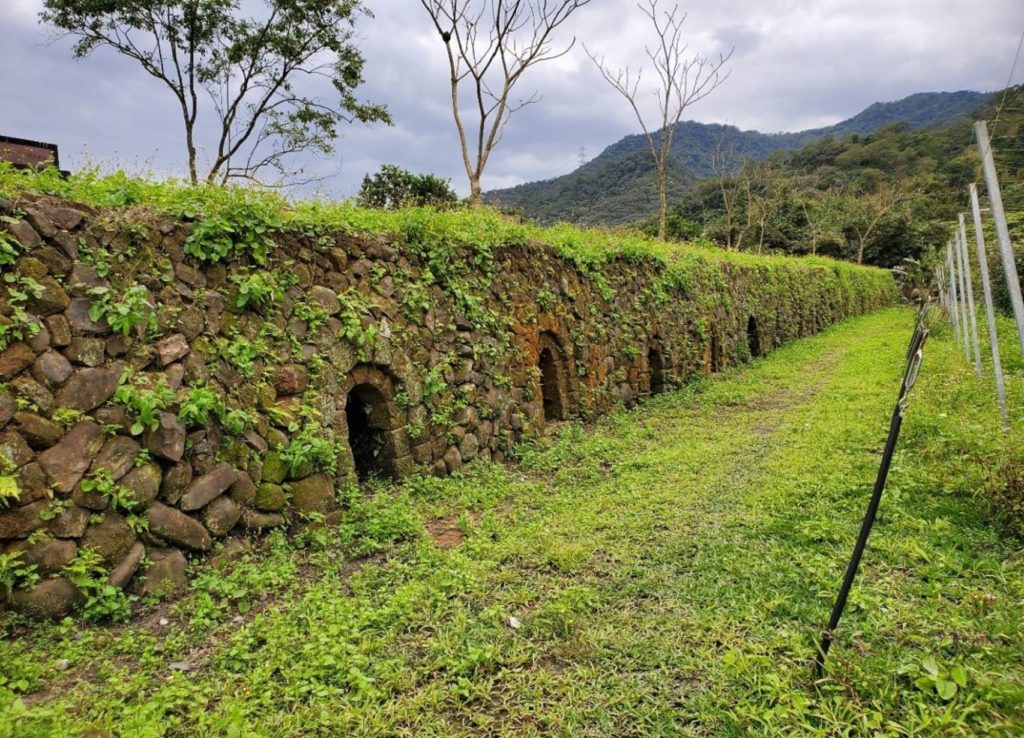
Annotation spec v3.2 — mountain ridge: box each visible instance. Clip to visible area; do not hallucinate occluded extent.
[486,90,994,225]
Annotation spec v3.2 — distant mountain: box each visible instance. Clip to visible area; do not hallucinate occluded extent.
[486,90,993,225]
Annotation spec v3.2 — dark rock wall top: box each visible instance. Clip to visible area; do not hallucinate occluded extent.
[0,193,897,618]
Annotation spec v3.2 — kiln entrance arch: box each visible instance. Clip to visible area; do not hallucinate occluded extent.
[343,365,403,482]
[538,332,568,421]
[747,316,763,358]
[648,345,666,395]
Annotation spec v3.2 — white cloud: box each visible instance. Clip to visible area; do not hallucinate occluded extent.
[1,0,1021,197]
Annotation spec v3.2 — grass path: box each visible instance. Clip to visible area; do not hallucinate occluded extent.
[2,308,1023,737]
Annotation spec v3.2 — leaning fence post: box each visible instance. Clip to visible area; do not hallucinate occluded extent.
[969,184,1011,430]
[815,307,929,677]
[958,214,983,377]
[954,237,972,361]
[975,120,1024,356]
[946,244,961,345]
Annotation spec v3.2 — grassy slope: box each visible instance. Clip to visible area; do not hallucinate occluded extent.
[2,308,1023,737]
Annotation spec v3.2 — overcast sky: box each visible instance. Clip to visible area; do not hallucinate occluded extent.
[2,0,1022,198]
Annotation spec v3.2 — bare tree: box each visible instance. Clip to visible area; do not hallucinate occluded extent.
[419,0,592,206]
[587,1,731,239]
[704,126,739,248]
[848,181,911,264]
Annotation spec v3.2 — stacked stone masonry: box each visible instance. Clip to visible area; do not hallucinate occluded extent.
[0,193,897,618]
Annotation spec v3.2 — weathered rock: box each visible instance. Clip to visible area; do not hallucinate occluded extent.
[0,500,46,539]
[459,432,479,462]
[81,511,137,566]
[91,435,141,481]
[238,506,284,531]
[37,420,103,493]
[56,367,120,412]
[48,206,85,232]
[138,549,188,598]
[72,481,110,512]
[0,430,34,468]
[6,537,78,576]
[120,463,162,508]
[159,461,192,504]
[310,285,341,314]
[14,462,49,504]
[145,502,212,551]
[228,472,257,506]
[209,537,250,569]
[155,333,189,366]
[289,474,334,515]
[254,482,286,512]
[11,376,54,414]
[25,276,70,316]
[11,576,85,619]
[4,220,42,249]
[274,364,309,396]
[0,393,13,429]
[105,335,130,359]
[14,412,63,449]
[44,314,72,347]
[26,321,51,353]
[260,450,288,484]
[67,265,107,296]
[107,541,145,588]
[179,462,236,512]
[0,343,35,381]
[65,298,110,334]
[32,350,73,386]
[443,445,463,473]
[201,495,241,537]
[64,337,107,367]
[143,412,185,462]
[91,406,132,435]
[47,505,91,538]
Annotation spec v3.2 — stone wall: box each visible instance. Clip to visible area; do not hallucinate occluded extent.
[0,192,897,617]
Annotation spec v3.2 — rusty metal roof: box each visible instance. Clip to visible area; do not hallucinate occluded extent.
[0,135,60,169]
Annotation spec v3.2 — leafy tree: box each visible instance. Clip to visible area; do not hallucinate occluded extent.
[41,0,391,185]
[357,165,458,210]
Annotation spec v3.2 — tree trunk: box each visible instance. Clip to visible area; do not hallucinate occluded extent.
[468,177,482,207]
[185,125,198,185]
[657,162,668,240]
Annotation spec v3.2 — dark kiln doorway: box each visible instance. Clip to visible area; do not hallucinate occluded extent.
[648,347,666,395]
[539,344,567,421]
[747,316,763,358]
[710,329,723,372]
[345,383,396,482]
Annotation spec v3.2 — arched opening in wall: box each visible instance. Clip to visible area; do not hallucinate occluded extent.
[648,346,666,395]
[345,382,397,482]
[539,345,567,421]
[710,328,722,373]
[747,316,763,358]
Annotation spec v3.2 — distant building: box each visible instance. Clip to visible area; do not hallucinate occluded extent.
[0,135,61,171]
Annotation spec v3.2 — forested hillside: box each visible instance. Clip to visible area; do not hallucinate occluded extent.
[486,91,992,225]
[660,86,1024,274]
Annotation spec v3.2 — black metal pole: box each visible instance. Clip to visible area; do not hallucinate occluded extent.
[815,319,928,677]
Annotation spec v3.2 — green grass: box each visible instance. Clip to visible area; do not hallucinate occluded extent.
[2,307,1023,737]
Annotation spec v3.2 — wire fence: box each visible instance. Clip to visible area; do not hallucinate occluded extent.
[934,119,1023,431]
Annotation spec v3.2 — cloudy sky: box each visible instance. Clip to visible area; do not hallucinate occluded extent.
[2,0,1022,198]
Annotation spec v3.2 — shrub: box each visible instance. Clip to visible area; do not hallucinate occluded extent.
[358,164,458,210]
